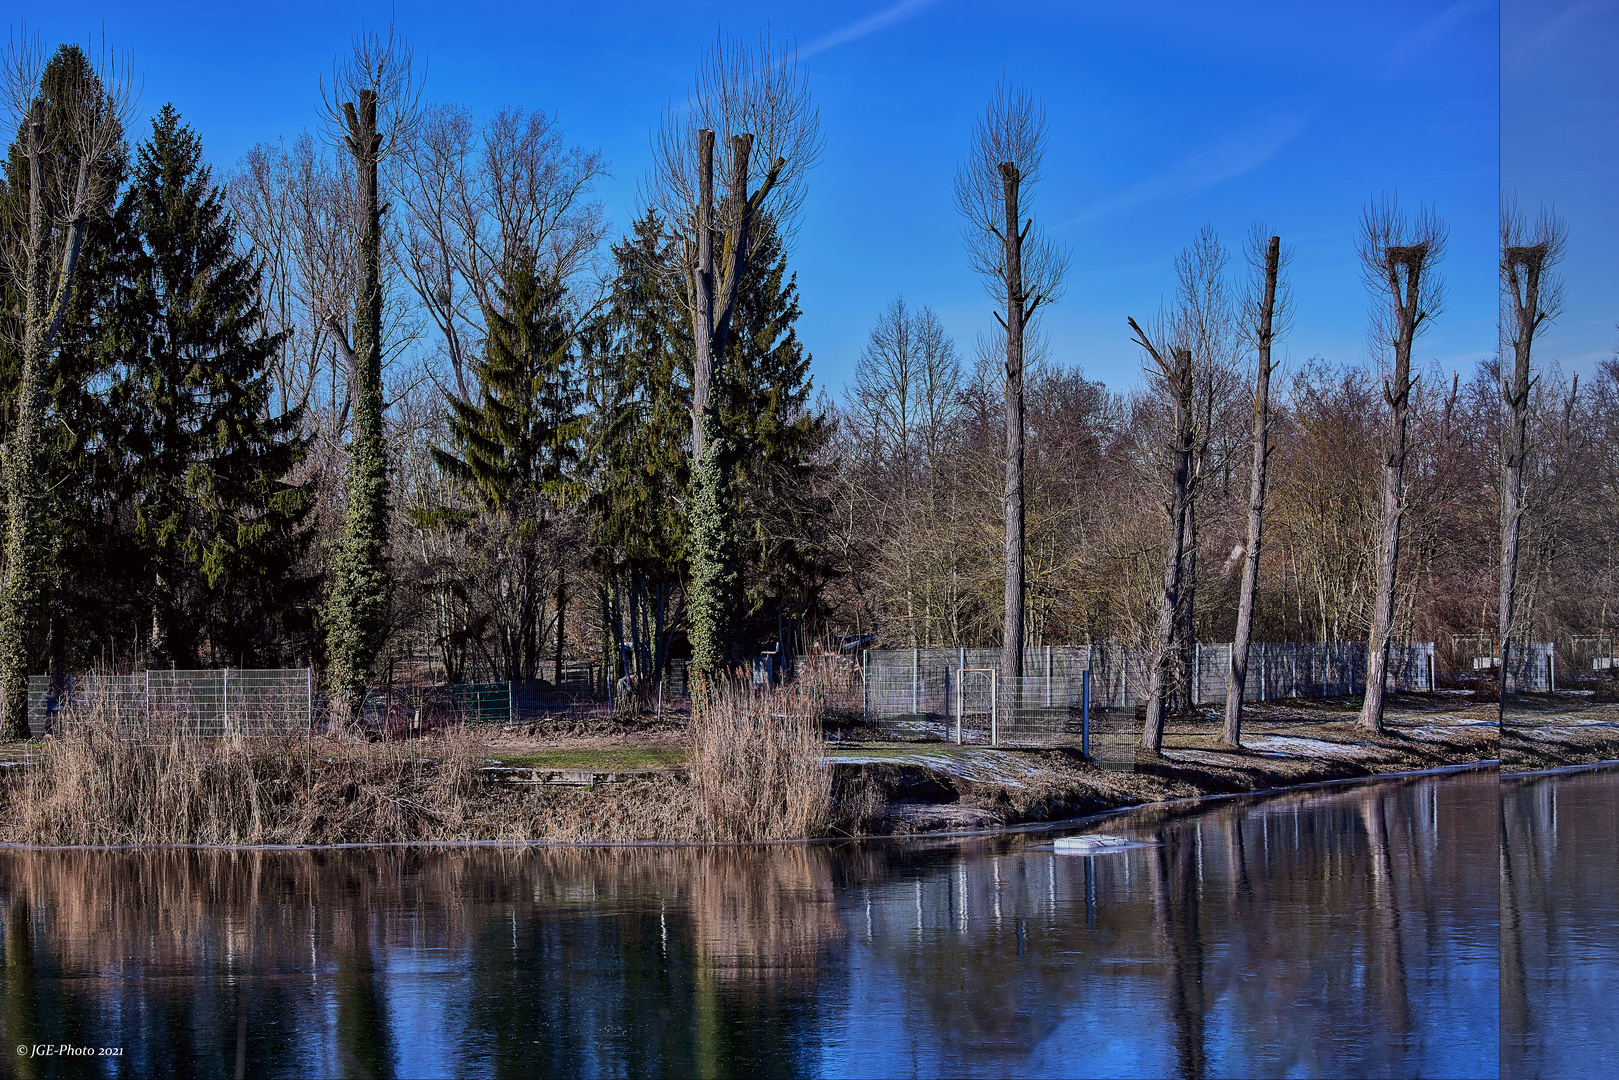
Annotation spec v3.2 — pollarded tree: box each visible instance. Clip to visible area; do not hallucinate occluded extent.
[1357,198,1446,735]
[954,81,1068,685]
[0,37,131,737]
[318,28,419,718]
[648,33,821,684]
[107,105,313,667]
[0,46,132,692]
[1498,202,1565,718]
[1222,229,1290,748]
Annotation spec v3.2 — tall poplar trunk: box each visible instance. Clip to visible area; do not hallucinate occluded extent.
[1499,243,1548,717]
[1141,345,1196,755]
[999,163,1027,688]
[1176,497,1197,713]
[684,130,784,684]
[325,88,391,720]
[0,103,94,739]
[1223,235,1281,747]
[1358,247,1427,735]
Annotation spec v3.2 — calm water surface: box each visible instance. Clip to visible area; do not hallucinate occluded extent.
[0,769,1501,1078]
[1502,766,1619,1080]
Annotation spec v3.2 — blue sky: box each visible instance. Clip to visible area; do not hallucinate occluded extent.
[1503,0,1619,381]
[29,1,1512,394]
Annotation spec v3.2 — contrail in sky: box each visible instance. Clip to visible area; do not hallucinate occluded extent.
[801,0,940,59]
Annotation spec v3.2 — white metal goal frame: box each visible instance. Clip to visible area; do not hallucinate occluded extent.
[954,667,998,745]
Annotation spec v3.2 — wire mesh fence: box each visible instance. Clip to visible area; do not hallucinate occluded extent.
[29,669,315,737]
[843,641,1436,747]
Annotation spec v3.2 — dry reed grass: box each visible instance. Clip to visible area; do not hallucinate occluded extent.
[0,675,852,846]
[688,680,832,841]
[0,698,484,846]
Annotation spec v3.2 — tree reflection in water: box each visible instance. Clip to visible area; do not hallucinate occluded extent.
[1501,768,1619,1080]
[0,769,1501,1078]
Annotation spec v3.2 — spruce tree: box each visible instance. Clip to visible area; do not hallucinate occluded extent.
[106,105,311,667]
[430,252,581,682]
[586,212,824,678]
[710,216,827,619]
[435,252,579,507]
[585,212,696,685]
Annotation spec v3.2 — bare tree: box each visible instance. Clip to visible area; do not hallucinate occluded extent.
[0,33,133,738]
[395,102,608,401]
[1357,198,1446,734]
[954,81,1068,685]
[1222,230,1291,747]
[228,133,358,420]
[316,26,421,717]
[647,33,821,679]
[1499,202,1565,718]
[1130,319,1195,756]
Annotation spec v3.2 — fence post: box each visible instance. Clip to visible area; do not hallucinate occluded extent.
[223,668,230,734]
[1549,649,1556,692]
[1194,642,1201,705]
[862,650,870,722]
[1045,644,1052,708]
[912,647,919,716]
[954,669,962,745]
[1082,669,1091,760]
[1429,648,1436,694]
[990,673,998,748]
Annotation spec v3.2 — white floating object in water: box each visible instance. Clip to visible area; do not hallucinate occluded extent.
[1054,834,1130,853]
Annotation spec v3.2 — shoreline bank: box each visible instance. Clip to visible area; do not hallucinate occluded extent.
[0,758,1503,854]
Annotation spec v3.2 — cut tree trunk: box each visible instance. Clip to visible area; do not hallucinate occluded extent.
[1141,345,1196,755]
[1499,242,1547,720]
[1223,235,1281,748]
[1359,245,1428,735]
[1000,162,1027,688]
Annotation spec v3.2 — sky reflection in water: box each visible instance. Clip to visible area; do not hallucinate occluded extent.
[0,769,1508,1078]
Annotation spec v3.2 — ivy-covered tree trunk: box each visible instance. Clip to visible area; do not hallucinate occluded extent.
[683,130,783,689]
[687,430,738,677]
[1,102,89,739]
[325,88,391,721]
[0,307,50,739]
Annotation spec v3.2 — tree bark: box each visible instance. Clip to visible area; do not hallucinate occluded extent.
[1223,235,1281,747]
[1358,247,1426,735]
[325,88,392,721]
[1499,243,1547,718]
[1138,339,1196,755]
[0,105,94,739]
[684,130,784,684]
[1176,497,1197,714]
[1000,162,1027,688]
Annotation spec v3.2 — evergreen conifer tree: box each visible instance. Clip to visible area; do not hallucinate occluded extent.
[106,105,311,666]
[585,212,695,685]
[710,216,827,620]
[435,252,579,507]
[430,251,582,682]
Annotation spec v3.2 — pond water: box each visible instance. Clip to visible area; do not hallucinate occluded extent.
[0,769,1502,1078]
[1502,766,1619,1080]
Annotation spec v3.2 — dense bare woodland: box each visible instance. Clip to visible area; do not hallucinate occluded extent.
[2,30,1615,734]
